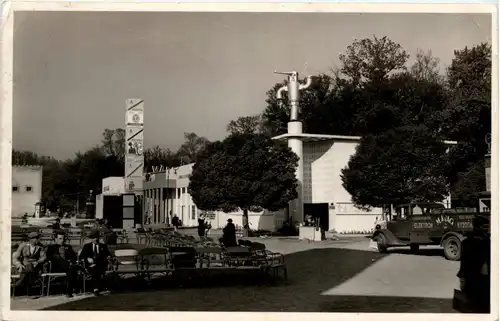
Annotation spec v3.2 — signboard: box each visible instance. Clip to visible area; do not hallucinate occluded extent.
[411,214,476,231]
[125,99,144,195]
[124,177,143,194]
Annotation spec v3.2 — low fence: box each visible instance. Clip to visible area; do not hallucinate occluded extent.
[334,213,379,234]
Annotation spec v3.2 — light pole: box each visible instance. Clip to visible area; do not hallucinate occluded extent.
[274,70,312,225]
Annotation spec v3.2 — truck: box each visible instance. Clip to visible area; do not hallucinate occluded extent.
[371,203,490,261]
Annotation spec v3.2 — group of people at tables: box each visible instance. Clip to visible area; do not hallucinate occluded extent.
[11,216,245,298]
[12,229,110,298]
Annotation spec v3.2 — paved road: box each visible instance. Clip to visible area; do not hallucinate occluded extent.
[10,237,461,312]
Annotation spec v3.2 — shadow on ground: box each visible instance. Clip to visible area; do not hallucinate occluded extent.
[44,247,455,312]
[388,247,445,258]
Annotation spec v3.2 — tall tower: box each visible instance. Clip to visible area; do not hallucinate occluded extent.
[125,99,145,195]
[275,71,312,224]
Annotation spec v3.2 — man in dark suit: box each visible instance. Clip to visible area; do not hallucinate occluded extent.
[457,215,490,313]
[222,218,237,247]
[197,217,206,238]
[12,231,47,289]
[45,230,79,297]
[79,230,111,296]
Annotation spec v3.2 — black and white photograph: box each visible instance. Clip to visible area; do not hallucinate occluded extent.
[1,2,497,317]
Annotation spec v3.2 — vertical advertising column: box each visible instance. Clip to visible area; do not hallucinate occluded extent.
[124,99,145,228]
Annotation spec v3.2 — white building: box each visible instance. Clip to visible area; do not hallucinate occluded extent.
[141,135,381,233]
[12,165,43,217]
[137,133,455,233]
[142,164,284,230]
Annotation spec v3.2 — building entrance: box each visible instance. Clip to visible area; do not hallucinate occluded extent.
[303,202,329,231]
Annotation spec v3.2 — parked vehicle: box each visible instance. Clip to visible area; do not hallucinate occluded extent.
[371,203,490,261]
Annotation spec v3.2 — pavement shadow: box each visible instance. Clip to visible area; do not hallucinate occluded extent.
[319,295,455,313]
[42,247,452,312]
[389,247,445,258]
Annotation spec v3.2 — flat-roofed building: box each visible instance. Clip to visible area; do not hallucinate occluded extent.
[12,165,43,217]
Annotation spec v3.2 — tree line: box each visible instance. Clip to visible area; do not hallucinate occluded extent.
[13,130,210,212]
[226,37,491,209]
[13,36,491,217]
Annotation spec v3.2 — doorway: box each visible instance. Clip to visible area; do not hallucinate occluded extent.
[303,203,329,231]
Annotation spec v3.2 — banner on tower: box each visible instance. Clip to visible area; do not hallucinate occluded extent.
[125,98,144,195]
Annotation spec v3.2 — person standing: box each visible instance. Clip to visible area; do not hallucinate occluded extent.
[205,221,212,237]
[457,215,490,313]
[46,230,79,297]
[12,232,47,290]
[222,218,237,247]
[197,217,206,238]
[172,214,180,231]
[79,230,111,296]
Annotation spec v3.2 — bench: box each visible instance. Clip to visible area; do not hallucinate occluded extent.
[108,246,172,284]
[11,263,50,297]
[41,261,68,296]
[139,247,172,280]
[195,246,225,268]
[249,242,287,281]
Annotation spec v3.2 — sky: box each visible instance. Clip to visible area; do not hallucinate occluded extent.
[13,12,492,160]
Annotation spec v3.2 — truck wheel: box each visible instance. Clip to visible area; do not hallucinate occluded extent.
[374,234,388,253]
[443,236,461,261]
[410,244,419,254]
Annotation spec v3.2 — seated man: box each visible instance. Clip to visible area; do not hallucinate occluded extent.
[79,230,111,296]
[45,230,79,297]
[12,231,47,290]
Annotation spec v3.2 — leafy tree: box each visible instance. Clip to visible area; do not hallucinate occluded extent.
[442,43,491,204]
[262,74,358,137]
[226,114,265,135]
[339,35,410,86]
[101,128,126,160]
[352,71,448,136]
[144,145,177,171]
[188,133,299,236]
[451,160,486,206]
[341,125,450,208]
[176,132,210,164]
[410,49,444,84]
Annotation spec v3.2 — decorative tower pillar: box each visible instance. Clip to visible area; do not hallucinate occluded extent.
[274,71,312,225]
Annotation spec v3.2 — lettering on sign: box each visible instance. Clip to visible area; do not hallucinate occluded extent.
[457,221,473,229]
[151,165,165,173]
[435,215,454,227]
[201,211,216,220]
[413,222,433,229]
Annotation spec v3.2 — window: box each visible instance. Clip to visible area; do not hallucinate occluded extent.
[191,206,196,220]
[12,186,19,192]
[25,186,33,192]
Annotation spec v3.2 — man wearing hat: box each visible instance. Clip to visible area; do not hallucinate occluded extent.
[79,230,111,296]
[222,218,237,247]
[12,231,47,288]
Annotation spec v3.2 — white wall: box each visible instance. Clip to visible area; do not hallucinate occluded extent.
[203,210,285,231]
[102,177,125,196]
[12,166,42,217]
[303,140,384,233]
